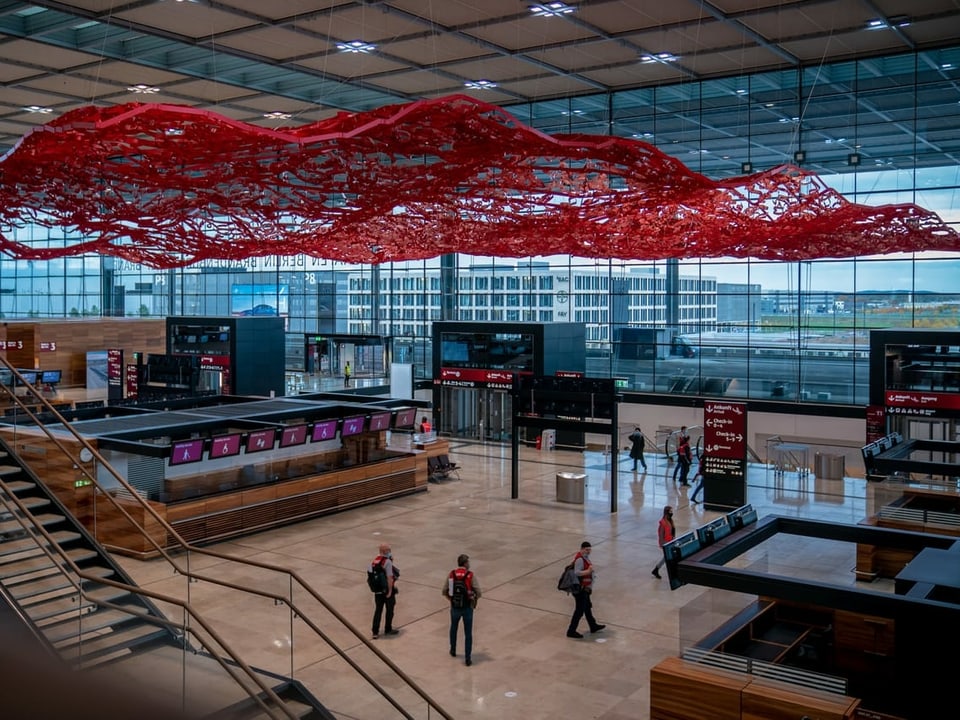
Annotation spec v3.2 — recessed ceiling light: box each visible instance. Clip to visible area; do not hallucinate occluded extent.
[23,105,53,114]
[128,84,160,94]
[336,40,376,54]
[561,109,585,116]
[264,112,292,120]
[529,2,576,17]
[464,80,498,90]
[735,89,747,95]
[640,52,679,64]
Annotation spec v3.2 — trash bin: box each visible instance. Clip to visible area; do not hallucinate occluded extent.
[815,452,845,480]
[556,471,586,504]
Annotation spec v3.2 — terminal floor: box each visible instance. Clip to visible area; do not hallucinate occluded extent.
[110,442,892,720]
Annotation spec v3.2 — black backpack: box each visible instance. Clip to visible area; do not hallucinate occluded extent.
[557,562,580,594]
[450,569,472,609]
[367,558,388,594]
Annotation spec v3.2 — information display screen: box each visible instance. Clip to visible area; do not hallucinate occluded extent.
[245,428,276,454]
[393,408,416,428]
[18,370,39,386]
[368,412,392,431]
[279,424,308,448]
[41,370,62,384]
[311,419,338,442]
[170,439,205,466]
[209,433,242,458]
[341,416,366,437]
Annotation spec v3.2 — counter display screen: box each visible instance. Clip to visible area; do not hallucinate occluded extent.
[311,419,338,442]
[279,424,308,448]
[341,416,366,437]
[368,412,392,431]
[245,428,276,454]
[170,439,205,466]
[393,408,416,428]
[210,433,242,458]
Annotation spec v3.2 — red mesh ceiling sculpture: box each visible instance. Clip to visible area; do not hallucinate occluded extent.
[0,95,957,269]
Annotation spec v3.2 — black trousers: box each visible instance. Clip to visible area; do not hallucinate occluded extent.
[372,592,395,634]
[567,589,599,634]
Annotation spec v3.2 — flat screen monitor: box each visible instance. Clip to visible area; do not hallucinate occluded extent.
[341,416,366,437]
[393,408,416,428]
[245,428,276,454]
[41,370,62,384]
[311,419,338,442]
[280,424,308,448]
[170,439,205,466]
[368,412,392,432]
[209,433,242,458]
[18,370,39,386]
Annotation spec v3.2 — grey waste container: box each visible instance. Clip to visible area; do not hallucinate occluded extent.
[815,452,845,480]
[556,471,586,504]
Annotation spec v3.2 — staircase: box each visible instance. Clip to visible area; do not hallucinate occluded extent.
[0,440,329,719]
[0,444,176,668]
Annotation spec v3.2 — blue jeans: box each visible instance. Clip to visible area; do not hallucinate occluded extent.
[449,605,474,660]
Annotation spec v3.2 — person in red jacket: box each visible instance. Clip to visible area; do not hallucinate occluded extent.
[652,506,675,579]
[566,541,606,638]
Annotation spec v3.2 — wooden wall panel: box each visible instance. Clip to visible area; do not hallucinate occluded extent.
[650,657,747,720]
[1,318,166,386]
[742,678,859,720]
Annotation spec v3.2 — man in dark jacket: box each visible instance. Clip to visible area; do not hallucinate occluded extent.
[628,427,647,471]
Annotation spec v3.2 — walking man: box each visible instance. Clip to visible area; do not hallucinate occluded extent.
[566,541,606,638]
[443,553,481,666]
[671,426,689,481]
[652,506,675,579]
[628,427,647,471]
[344,361,352,386]
[370,543,399,638]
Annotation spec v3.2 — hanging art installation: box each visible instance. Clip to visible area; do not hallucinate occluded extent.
[0,94,956,269]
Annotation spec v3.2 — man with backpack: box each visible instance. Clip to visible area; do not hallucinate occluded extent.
[442,553,481,666]
[566,541,605,639]
[369,543,399,639]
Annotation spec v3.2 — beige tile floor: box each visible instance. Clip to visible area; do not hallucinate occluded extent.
[113,440,883,720]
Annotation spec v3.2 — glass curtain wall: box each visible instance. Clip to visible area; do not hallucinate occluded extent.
[1,47,958,406]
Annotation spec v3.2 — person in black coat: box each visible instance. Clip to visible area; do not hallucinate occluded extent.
[628,427,647,471]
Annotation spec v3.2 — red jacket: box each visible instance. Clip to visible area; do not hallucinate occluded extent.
[657,517,675,547]
[574,551,593,589]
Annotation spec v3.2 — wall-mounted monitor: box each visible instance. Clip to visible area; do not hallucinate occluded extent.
[18,370,39,386]
[393,408,416,428]
[311,419,338,442]
[41,369,62,384]
[209,433,242,458]
[368,412,392,432]
[170,439,205,466]
[245,428,276,454]
[341,416,366,437]
[280,424,308,448]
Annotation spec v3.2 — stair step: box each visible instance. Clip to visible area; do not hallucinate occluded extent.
[0,512,65,534]
[0,464,22,477]
[0,495,50,516]
[0,530,82,560]
[61,622,171,665]
[0,546,99,581]
[42,607,150,643]
[3,479,36,493]
[8,565,114,601]
[23,584,131,623]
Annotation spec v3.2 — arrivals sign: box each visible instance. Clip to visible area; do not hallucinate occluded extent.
[702,400,748,481]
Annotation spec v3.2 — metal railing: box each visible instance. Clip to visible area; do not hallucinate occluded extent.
[0,357,454,720]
